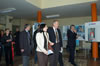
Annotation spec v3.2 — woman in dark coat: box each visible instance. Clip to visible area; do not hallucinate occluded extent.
[0,30,4,64]
[2,28,13,66]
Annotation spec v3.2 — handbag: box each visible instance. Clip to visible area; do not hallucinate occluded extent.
[46,32,53,50]
[48,42,53,50]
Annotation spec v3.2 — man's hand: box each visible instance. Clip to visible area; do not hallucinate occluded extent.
[21,49,24,53]
[50,43,54,46]
[73,30,77,33]
[60,47,63,53]
[6,39,12,42]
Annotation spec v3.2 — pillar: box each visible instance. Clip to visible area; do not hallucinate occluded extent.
[91,3,98,61]
[6,16,12,31]
[37,10,42,23]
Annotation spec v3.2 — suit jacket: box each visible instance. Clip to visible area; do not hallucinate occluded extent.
[47,27,63,51]
[67,29,77,47]
[14,31,20,44]
[2,34,12,47]
[20,30,32,56]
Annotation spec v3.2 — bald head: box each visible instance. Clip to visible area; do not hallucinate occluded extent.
[53,20,59,29]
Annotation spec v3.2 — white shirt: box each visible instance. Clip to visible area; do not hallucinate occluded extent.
[53,27,57,33]
[53,27,59,43]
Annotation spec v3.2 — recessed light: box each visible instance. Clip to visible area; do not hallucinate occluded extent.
[46,14,60,18]
[0,8,16,13]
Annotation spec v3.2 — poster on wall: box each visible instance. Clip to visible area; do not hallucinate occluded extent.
[32,22,45,36]
[75,25,85,40]
[62,25,85,40]
[62,26,70,40]
[88,28,95,41]
[85,21,100,42]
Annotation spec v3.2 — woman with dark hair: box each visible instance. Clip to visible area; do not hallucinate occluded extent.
[0,30,4,64]
[2,28,13,66]
[36,24,54,66]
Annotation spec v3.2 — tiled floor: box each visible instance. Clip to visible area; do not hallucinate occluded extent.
[0,49,100,66]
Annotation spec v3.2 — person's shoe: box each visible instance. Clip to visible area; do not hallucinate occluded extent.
[71,62,77,66]
[10,64,13,66]
[68,60,71,62]
[6,64,9,66]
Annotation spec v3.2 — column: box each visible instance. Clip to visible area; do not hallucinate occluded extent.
[91,3,98,61]
[37,10,42,23]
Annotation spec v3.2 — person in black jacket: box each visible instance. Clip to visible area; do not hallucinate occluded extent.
[2,28,13,66]
[48,20,63,66]
[20,24,32,66]
[0,30,4,64]
[14,28,21,56]
[67,25,77,66]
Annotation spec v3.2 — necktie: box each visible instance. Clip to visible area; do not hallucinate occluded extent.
[55,29,59,43]
[27,32,30,38]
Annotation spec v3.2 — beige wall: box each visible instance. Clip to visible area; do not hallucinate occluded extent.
[11,18,34,31]
[12,19,34,31]
[20,19,34,31]
[1,15,100,48]
[43,16,100,26]
[0,16,34,31]
[1,15,100,31]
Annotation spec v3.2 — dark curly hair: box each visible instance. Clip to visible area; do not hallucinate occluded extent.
[38,24,47,33]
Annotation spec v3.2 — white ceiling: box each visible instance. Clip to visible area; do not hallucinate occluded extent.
[0,0,40,19]
[42,1,100,19]
[0,0,100,20]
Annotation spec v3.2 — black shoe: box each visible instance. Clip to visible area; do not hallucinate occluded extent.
[6,63,9,66]
[71,62,77,66]
[11,64,13,66]
[68,60,71,62]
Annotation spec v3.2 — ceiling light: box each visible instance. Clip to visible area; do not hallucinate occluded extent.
[0,8,16,13]
[46,14,60,18]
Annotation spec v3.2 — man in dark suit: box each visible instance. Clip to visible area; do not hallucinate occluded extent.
[20,24,32,66]
[14,28,21,56]
[67,25,77,66]
[48,20,63,66]
[58,49,64,66]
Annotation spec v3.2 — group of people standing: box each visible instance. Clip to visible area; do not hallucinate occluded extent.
[20,20,77,66]
[0,20,77,66]
[20,20,64,66]
[0,27,22,66]
[0,29,13,66]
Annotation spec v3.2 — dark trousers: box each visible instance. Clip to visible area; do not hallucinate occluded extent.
[49,52,59,66]
[0,45,2,63]
[4,46,13,66]
[58,52,64,66]
[37,52,48,66]
[34,51,38,64]
[22,56,30,66]
[69,46,75,63]
[49,43,60,66]
[0,42,2,63]
[15,42,21,56]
